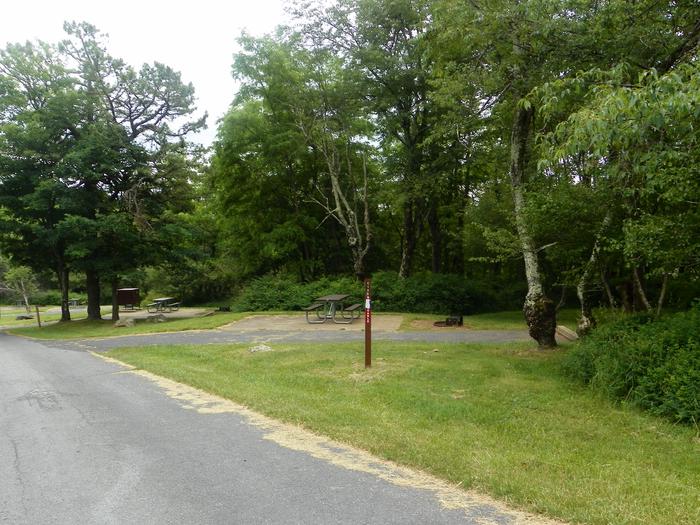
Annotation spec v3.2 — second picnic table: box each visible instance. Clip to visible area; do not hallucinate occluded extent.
[147,297,180,313]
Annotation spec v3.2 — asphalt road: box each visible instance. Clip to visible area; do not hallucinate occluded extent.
[1,333,550,525]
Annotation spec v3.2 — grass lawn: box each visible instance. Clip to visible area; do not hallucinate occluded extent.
[4,307,603,341]
[0,306,66,327]
[5,307,551,340]
[6,310,251,339]
[108,340,700,525]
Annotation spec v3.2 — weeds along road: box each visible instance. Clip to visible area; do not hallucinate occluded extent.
[0,333,554,525]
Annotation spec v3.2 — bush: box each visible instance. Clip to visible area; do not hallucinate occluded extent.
[371,272,469,314]
[229,271,509,315]
[371,271,511,314]
[562,305,700,424]
[30,290,65,306]
[230,275,363,312]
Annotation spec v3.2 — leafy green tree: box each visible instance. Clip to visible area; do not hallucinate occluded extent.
[298,0,438,277]
[540,63,700,320]
[213,32,377,279]
[211,59,327,280]
[431,0,700,345]
[0,41,81,320]
[0,261,39,312]
[0,22,205,320]
[431,0,590,345]
[533,1,700,329]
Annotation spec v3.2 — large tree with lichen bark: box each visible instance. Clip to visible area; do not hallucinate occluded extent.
[431,0,700,346]
[431,0,591,346]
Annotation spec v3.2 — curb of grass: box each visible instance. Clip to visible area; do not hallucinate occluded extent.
[91,350,567,525]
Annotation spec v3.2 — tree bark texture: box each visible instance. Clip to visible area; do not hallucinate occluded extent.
[56,260,71,322]
[398,145,423,279]
[632,267,652,312]
[111,278,120,322]
[509,104,556,347]
[398,198,417,278]
[576,211,612,336]
[576,277,596,336]
[655,273,669,319]
[85,269,102,320]
[19,281,31,313]
[601,270,617,309]
[428,201,442,274]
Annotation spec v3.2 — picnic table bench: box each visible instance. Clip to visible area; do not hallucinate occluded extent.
[303,295,362,324]
[335,302,362,323]
[302,303,326,324]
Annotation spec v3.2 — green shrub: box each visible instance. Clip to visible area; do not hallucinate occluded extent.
[31,290,65,306]
[562,305,700,424]
[371,271,471,314]
[371,271,510,314]
[230,275,363,312]
[230,272,510,315]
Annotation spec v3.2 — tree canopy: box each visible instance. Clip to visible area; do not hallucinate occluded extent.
[0,22,205,320]
[1,3,699,346]
[210,0,700,345]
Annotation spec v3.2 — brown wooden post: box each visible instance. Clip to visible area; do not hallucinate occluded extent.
[35,305,42,328]
[364,278,371,368]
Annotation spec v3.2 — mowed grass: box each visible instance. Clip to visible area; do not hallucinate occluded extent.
[109,341,700,525]
[0,306,67,327]
[6,310,250,339]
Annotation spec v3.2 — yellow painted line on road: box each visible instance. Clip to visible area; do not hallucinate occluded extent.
[90,351,565,525]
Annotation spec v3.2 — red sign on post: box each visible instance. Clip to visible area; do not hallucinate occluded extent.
[364,278,371,368]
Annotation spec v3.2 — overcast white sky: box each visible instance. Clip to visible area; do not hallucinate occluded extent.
[0,0,292,146]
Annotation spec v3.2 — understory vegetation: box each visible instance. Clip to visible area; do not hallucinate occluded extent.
[564,304,700,425]
[230,271,522,314]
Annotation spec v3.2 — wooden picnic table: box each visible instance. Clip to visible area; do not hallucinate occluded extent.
[303,294,363,324]
[316,294,349,320]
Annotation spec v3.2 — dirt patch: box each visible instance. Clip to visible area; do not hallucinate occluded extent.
[117,307,213,320]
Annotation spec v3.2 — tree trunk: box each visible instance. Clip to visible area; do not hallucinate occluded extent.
[303,127,371,280]
[111,278,120,322]
[399,145,422,279]
[509,104,556,348]
[352,247,366,280]
[556,286,567,312]
[398,199,417,278]
[618,281,634,313]
[19,279,31,313]
[601,270,617,309]
[576,211,612,336]
[85,269,102,320]
[655,273,669,319]
[56,260,71,322]
[428,201,442,274]
[576,280,596,336]
[632,267,652,312]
